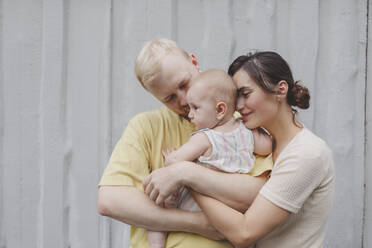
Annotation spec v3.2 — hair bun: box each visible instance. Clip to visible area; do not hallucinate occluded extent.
[288,81,310,109]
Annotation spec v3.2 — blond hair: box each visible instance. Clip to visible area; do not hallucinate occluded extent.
[190,69,237,115]
[135,38,189,89]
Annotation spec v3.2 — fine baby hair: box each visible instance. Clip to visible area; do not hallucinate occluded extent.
[189,69,237,117]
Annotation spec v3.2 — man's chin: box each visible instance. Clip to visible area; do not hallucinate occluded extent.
[172,108,190,120]
[181,114,190,121]
[177,110,190,120]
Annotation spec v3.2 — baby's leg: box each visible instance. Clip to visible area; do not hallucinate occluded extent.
[146,230,167,248]
[145,194,177,248]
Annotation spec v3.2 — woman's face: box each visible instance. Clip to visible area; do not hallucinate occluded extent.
[232,68,279,129]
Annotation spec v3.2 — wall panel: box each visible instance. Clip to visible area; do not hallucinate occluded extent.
[0,1,369,247]
[364,0,372,246]
[2,1,43,247]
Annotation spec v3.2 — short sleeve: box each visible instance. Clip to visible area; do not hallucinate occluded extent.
[249,154,273,177]
[259,151,326,213]
[98,114,151,190]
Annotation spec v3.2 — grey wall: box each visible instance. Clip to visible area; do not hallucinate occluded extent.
[0,0,370,247]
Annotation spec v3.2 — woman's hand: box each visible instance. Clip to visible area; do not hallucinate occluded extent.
[143,162,187,206]
[193,211,225,241]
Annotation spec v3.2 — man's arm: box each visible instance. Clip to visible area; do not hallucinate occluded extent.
[97,185,223,240]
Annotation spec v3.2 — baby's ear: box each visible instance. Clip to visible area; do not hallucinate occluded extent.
[216,102,227,120]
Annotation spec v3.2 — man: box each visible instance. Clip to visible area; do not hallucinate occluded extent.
[97,38,271,248]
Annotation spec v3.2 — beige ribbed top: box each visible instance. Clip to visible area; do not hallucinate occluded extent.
[257,128,334,248]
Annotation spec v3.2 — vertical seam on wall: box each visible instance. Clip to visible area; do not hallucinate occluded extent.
[0,0,4,246]
[228,0,236,63]
[312,0,320,132]
[108,0,114,246]
[61,0,71,247]
[171,0,178,41]
[99,0,113,247]
[37,1,46,247]
[363,0,369,247]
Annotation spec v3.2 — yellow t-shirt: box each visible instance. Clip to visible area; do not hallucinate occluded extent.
[99,106,273,248]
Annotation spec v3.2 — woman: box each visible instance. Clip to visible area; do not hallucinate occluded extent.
[144,51,334,247]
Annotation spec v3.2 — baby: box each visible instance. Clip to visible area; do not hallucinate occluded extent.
[146,69,272,248]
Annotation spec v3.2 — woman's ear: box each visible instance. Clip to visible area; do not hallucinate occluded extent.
[216,102,227,120]
[189,53,200,71]
[276,80,288,102]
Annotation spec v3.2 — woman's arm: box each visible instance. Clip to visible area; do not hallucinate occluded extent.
[191,191,290,247]
[143,162,269,211]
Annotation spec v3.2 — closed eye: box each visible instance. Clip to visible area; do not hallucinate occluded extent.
[165,94,175,103]
[238,91,251,98]
[237,87,252,98]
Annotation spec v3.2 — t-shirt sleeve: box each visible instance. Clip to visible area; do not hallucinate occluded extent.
[98,114,151,190]
[249,154,273,177]
[259,150,325,213]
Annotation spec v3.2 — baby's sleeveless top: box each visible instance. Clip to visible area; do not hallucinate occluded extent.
[194,120,255,173]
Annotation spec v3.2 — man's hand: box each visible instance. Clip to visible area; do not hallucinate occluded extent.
[143,163,185,206]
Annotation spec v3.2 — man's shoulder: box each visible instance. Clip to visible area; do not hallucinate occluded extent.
[127,107,191,135]
[130,106,178,124]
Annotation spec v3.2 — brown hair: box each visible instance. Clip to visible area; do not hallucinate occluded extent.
[228,51,310,113]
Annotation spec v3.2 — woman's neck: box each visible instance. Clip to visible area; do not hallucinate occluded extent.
[265,107,303,162]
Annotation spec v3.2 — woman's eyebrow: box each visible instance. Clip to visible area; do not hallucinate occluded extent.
[237,86,252,94]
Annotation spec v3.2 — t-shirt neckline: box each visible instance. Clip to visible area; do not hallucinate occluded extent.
[274,127,307,166]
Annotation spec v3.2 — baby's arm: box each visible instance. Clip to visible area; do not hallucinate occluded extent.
[164,132,211,166]
[252,128,272,156]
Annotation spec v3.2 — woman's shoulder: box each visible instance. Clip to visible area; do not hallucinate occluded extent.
[280,128,333,168]
[275,128,334,185]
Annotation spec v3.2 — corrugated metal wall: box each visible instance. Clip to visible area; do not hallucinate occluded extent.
[0,0,370,247]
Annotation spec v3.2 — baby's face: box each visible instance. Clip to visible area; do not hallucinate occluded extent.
[186,84,218,130]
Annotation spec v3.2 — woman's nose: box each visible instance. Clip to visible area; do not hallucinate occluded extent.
[236,97,244,111]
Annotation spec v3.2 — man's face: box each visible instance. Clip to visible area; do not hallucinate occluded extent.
[147,52,200,117]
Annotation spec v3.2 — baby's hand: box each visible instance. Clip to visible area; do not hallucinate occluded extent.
[162,148,177,166]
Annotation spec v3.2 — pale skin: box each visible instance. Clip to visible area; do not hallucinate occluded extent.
[144,68,304,247]
[97,52,269,242]
[145,73,273,248]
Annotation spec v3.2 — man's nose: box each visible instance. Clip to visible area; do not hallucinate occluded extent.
[178,91,187,106]
[188,109,194,119]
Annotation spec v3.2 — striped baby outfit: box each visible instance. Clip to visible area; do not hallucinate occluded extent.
[196,120,255,173]
[177,120,256,211]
